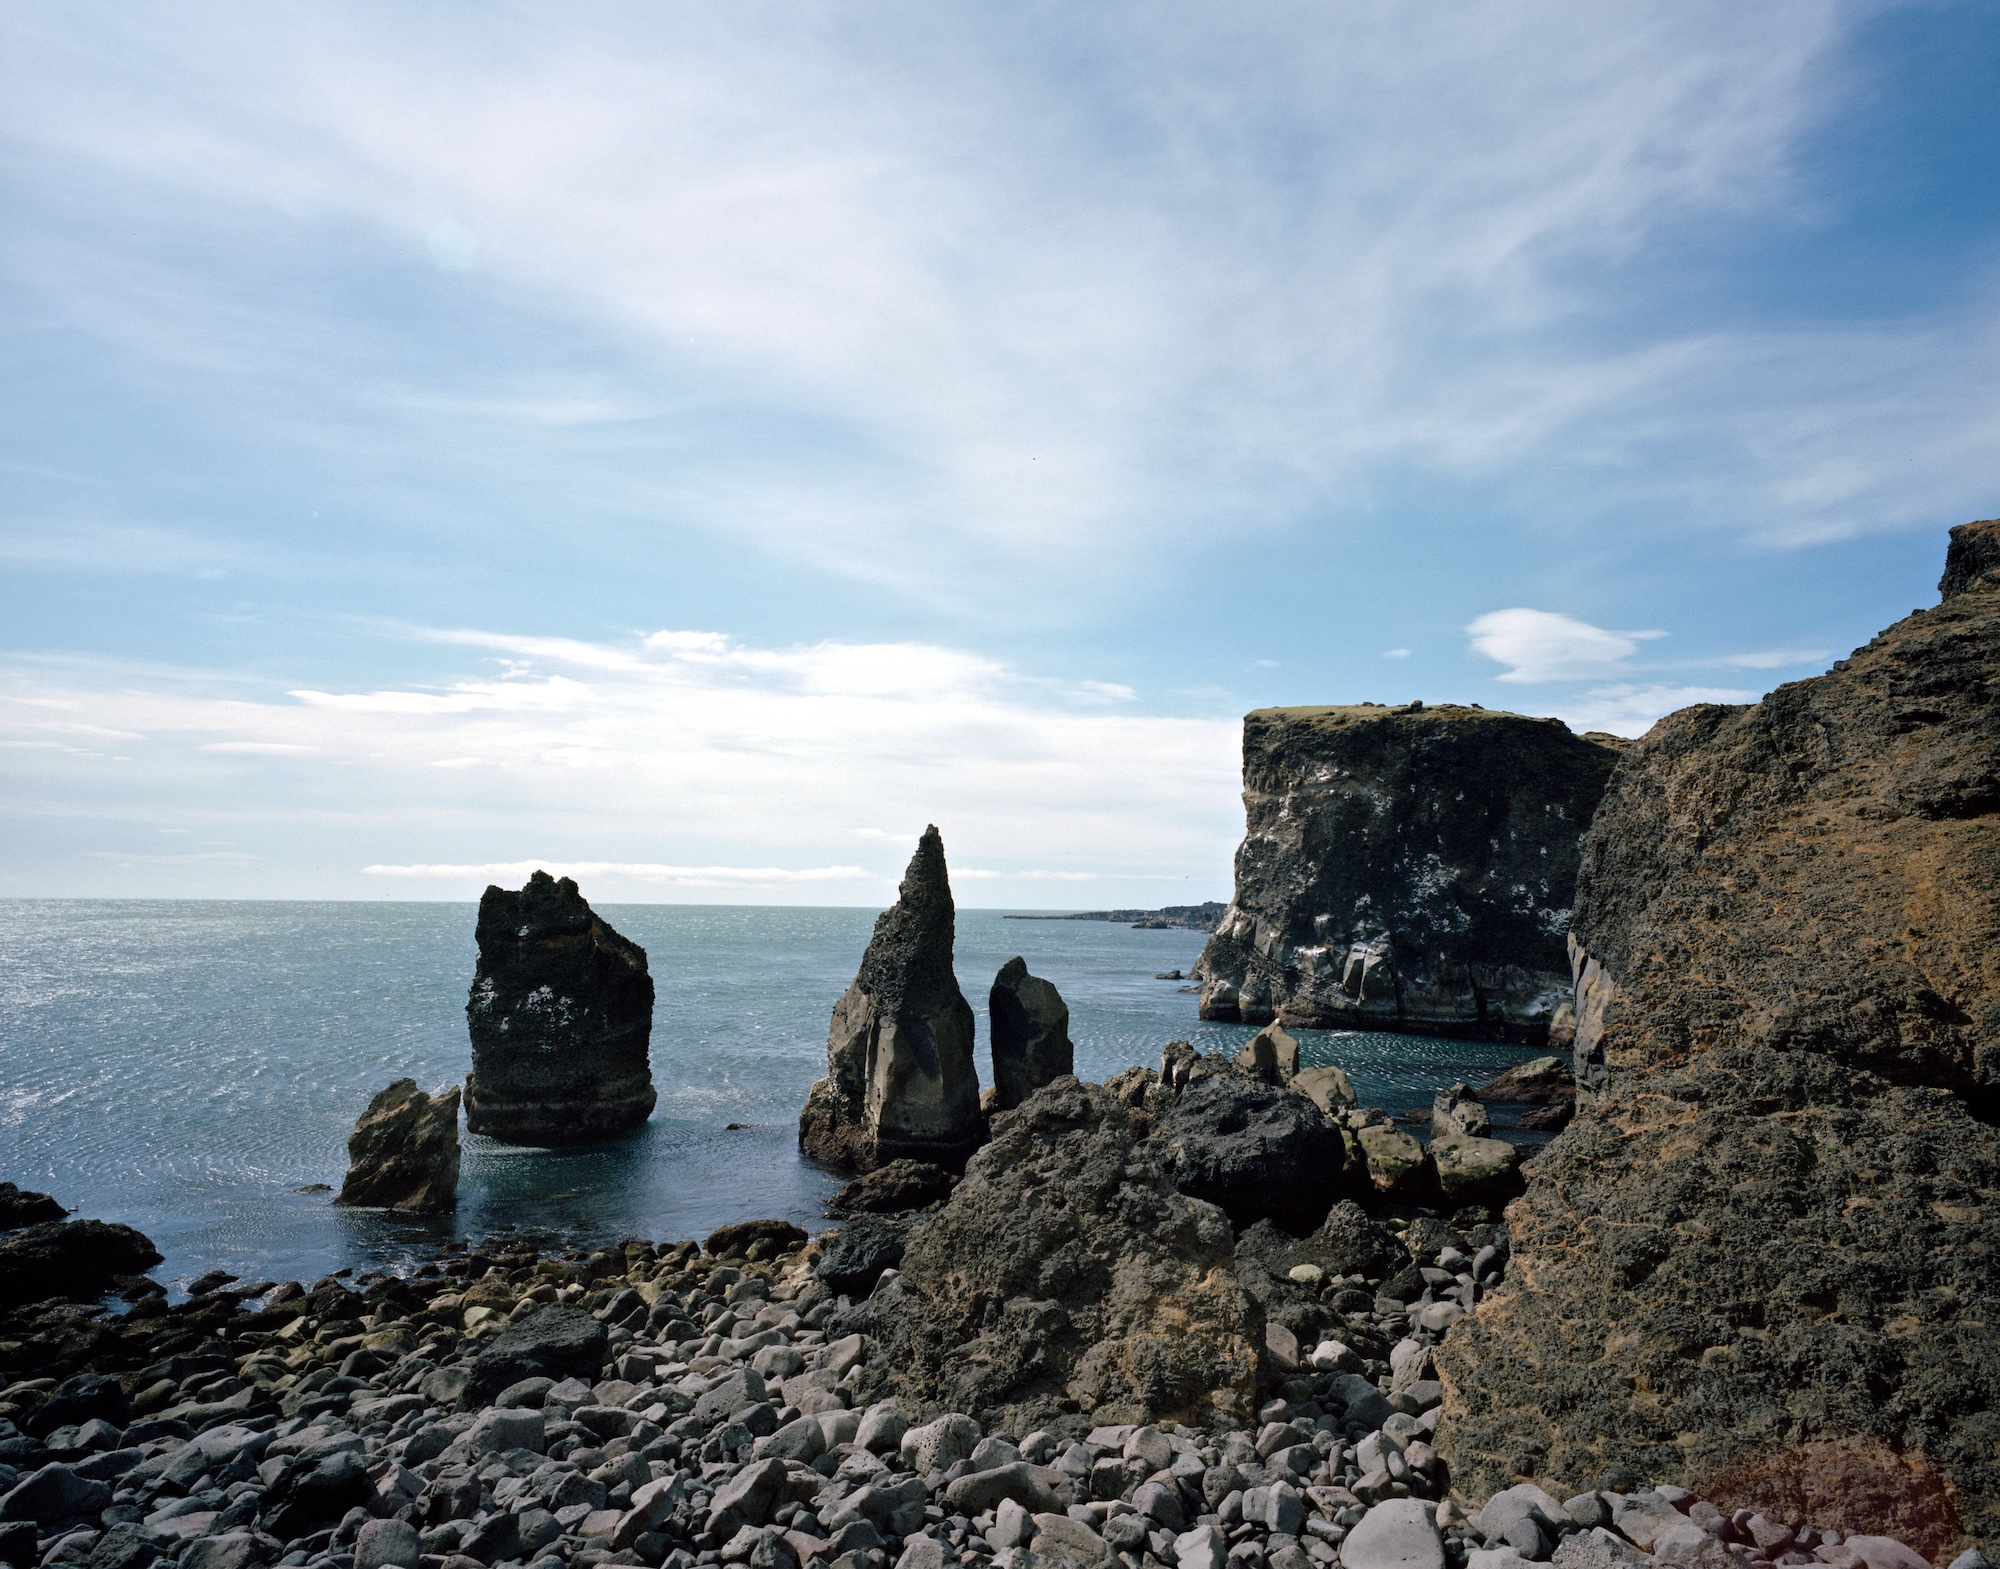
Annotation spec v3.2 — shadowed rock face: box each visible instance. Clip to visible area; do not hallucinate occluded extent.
[335,1079,460,1212]
[1436,521,2000,1549]
[988,957,1074,1111]
[798,827,984,1172]
[1195,705,1620,1043]
[464,872,657,1145]
[853,1077,1265,1436]
[0,1219,162,1305]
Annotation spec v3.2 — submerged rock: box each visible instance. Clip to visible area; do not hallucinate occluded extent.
[858,1077,1265,1434]
[798,827,984,1172]
[1438,520,2000,1549]
[463,870,657,1145]
[988,957,1074,1112]
[1194,704,1619,1042]
[828,1159,957,1214]
[334,1079,460,1212]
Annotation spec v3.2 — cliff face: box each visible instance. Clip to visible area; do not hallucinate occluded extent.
[1436,521,2000,1550]
[1195,704,1620,1042]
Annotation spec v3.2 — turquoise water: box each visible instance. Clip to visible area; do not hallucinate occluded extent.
[0,902,1551,1292]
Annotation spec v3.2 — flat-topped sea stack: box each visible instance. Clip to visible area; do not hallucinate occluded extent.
[464,870,657,1145]
[1437,520,2000,1551]
[1195,702,1621,1042]
[799,826,984,1172]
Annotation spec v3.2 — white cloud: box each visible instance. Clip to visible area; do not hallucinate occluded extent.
[1381,648,1411,660]
[0,626,1242,900]
[1714,646,1832,669]
[1465,608,1666,682]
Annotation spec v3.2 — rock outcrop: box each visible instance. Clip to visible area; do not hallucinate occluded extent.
[1195,704,1621,1042]
[0,1184,66,1232]
[988,958,1074,1112]
[464,871,657,1145]
[1146,1075,1351,1233]
[799,828,984,1172]
[1437,520,2000,1549]
[856,1077,1266,1435]
[334,1080,461,1212]
[0,1219,161,1305]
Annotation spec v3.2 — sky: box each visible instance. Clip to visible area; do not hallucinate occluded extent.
[3,1,1997,905]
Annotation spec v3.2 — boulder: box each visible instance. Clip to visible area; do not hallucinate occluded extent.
[704,1219,808,1258]
[828,1160,957,1214]
[798,828,984,1171]
[1148,1075,1350,1232]
[24,1375,129,1439]
[1340,1498,1443,1569]
[1437,521,2000,1552]
[1477,1056,1572,1104]
[1194,704,1619,1041]
[0,1464,111,1523]
[1234,1024,1300,1086]
[1430,1083,1489,1138]
[1427,1130,1521,1208]
[333,1079,460,1212]
[463,870,657,1145]
[989,958,1075,1111]
[0,1219,161,1305]
[1290,1065,1356,1115]
[463,1303,609,1404]
[1353,1124,1427,1200]
[859,1077,1265,1435]
[815,1215,909,1297]
[0,1184,66,1232]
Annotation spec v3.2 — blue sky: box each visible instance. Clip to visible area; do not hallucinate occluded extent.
[3,1,1997,903]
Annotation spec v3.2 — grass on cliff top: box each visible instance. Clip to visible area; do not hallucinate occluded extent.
[1246,702,1628,749]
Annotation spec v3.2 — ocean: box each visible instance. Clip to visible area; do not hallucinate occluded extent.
[0,901,1554,1294]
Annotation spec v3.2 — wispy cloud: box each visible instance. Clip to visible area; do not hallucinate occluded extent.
[362,860,873,888]
[1553,682,1760,736]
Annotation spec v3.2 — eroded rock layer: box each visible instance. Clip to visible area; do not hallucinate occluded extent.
[798,827,984,1172]
[1436,520,2000,1549]
[1195,704,1620,1042]
[464,871,657,1145]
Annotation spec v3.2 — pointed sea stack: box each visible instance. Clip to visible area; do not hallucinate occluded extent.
[987,956,1074,1111]
[799,826,984,1171]
[464,871,657,1145]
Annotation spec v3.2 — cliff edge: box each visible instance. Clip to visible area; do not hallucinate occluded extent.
[1194,703,1620,1042]
[1435,519,2000,1552]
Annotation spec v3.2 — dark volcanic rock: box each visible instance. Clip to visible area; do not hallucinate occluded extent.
[814,1214,909,1296]
[987,957,1074,1112]
[0,1184,66,1233]
[1437,521,2000,1547]
[1147,1075,1352,1233]
[1194,704,1619,1042]
[463,1302,610,1404]
[334,1079,460,1212]
[827,1159,956,1214]
[703,1219,808,1259]
[0,1219,162,1305]
[858,1077,1265,1435]
[1476,1055,1573,1104]
[798,827,984,1172]
[463,870,657,1145]
[23,1373,130,1439]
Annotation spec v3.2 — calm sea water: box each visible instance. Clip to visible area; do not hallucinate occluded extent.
[0,902,1552,1293]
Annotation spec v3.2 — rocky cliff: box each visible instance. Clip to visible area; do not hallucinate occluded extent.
[1195,704,1621,1042]
[799,827,985,1171]
[464,871,657,1145]
[1436,520,2000,1551]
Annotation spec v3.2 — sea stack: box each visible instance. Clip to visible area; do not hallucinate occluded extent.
[334,1079,461,1212]
[987,956,1074,1111]
[1194,703,1621,1042]
[1437,520,2000,1546]
[798,826,984,1172]
[464,871,657,1145]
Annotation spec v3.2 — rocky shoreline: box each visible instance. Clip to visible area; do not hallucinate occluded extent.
[0,1127,1969,1569]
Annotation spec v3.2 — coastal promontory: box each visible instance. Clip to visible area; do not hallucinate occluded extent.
[464,871,658,1145]
[1195,703,1621,1042]
[798,827,985,1172]
[1437,519,2000,1551]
